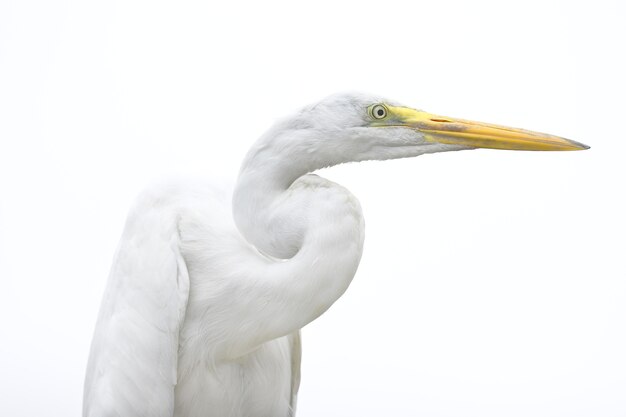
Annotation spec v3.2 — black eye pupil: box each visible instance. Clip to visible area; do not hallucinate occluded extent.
[377,109,384,116]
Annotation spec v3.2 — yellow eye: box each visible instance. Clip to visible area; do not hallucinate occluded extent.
[371,104,387,119]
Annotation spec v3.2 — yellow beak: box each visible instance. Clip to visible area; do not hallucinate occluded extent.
[384,105,589,151]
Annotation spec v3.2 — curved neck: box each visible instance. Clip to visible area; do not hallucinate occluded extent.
[220,129,366,357]
[232,127,329,258]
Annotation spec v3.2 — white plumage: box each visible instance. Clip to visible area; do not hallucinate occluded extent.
[84,93,587,417]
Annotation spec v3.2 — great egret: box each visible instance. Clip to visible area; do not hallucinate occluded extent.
[83,93,588,417]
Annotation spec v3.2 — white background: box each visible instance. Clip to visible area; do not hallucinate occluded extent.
[1,0,624,416]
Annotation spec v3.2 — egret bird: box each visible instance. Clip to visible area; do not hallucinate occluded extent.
[83,93,588,417]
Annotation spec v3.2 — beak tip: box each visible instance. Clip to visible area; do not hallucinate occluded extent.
[567,139,590,151]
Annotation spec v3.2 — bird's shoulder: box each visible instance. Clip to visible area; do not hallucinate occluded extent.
[119,178,238,251]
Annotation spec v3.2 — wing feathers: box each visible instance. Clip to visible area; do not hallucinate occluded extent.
[84,190,189,417]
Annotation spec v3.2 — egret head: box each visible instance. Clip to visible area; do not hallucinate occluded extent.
[243,92,588,182]
[303,92,587,159]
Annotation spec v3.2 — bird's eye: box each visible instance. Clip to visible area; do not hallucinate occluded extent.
[371,104,387,120]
